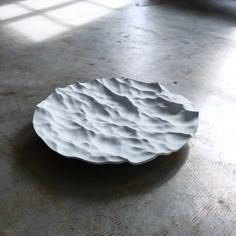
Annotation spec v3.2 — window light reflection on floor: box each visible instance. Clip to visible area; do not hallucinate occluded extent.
[9,15,67,42]
[89,0,130,9]
[48,1,110,27]
[219,46,236,87]
[0,4,30,20]
[20,0,73,10]
[0,0,129,42]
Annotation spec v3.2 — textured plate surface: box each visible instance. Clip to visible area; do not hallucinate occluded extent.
[33,78,199,164]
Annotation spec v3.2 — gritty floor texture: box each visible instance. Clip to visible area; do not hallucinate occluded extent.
[1,0,236,235]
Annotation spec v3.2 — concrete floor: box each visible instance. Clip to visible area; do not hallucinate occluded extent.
[1,0,236,235]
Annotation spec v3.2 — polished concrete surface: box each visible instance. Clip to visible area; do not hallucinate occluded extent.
[1,0,236,235]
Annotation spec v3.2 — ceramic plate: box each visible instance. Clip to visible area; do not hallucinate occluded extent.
[33,78,199,164]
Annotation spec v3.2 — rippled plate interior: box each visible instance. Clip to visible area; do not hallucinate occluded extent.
[33,78,199,164]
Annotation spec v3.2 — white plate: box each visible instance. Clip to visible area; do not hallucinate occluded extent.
[33,78,199,164]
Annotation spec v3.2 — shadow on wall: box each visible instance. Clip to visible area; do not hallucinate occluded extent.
[14,124,189,201]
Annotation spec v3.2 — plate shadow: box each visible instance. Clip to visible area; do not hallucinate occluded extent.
[14,124,189,200]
